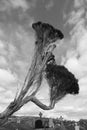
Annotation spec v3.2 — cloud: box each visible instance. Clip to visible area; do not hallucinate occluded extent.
[0,56,7,66]
[45,0,54,10]
[0,69,17,86]
[64,9,87,79]
[0,24,19,112]
[53,0,87,120]
[0,0,29,11]
[79,77,87,95]
[15,102,40,116]
[0,0,37,12]
[8,43,18,60]
[0,0,36,116]
[74,0,85,8]
[36,79,50,105]
[0,28,4,37]
[0,40,7,56]
[0,69,17,112]
[0,88,17,113]
[0,87,5,92]
[10,0,29,10]
[66,8,85,26]
[0,90,14,103]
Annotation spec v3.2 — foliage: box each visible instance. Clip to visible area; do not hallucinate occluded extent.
[45,54,79,102]
[32,21,64,44]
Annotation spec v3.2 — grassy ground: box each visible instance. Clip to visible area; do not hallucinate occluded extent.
[0,119,87,130]
[0,122,34,130]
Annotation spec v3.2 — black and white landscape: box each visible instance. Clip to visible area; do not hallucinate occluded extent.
[0,0,87,130]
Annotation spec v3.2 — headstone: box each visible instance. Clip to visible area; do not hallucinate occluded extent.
[44,120,49,128]
[17,117,20,124]
[75,122,80,130]
[49,118,54,128]
[59,116,66,130]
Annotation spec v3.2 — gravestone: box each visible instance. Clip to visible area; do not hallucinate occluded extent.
[49,118,54,128]
[75,122,80,130]
[44,120,49,128]
[59,116,66,130]
[17,117,20,124]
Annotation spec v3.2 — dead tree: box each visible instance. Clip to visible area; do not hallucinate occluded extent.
[0,21,79,126]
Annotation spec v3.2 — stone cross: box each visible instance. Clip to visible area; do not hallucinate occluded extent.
[39,112,43,118]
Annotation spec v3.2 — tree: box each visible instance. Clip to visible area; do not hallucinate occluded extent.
[0,21,79,126]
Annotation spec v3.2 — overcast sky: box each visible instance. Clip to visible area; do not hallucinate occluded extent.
[0,0,87,121]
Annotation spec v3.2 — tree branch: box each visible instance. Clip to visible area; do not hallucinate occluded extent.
[31,97,55,110]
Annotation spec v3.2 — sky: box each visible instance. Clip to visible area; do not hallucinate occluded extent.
[0,0,87,121]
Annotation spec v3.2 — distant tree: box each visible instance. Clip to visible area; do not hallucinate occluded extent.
[0,21,79,125]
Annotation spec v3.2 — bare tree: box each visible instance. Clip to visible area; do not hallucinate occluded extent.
[0,21,79,126]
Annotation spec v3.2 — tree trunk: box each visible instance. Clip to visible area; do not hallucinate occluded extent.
[0,21,64,126]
